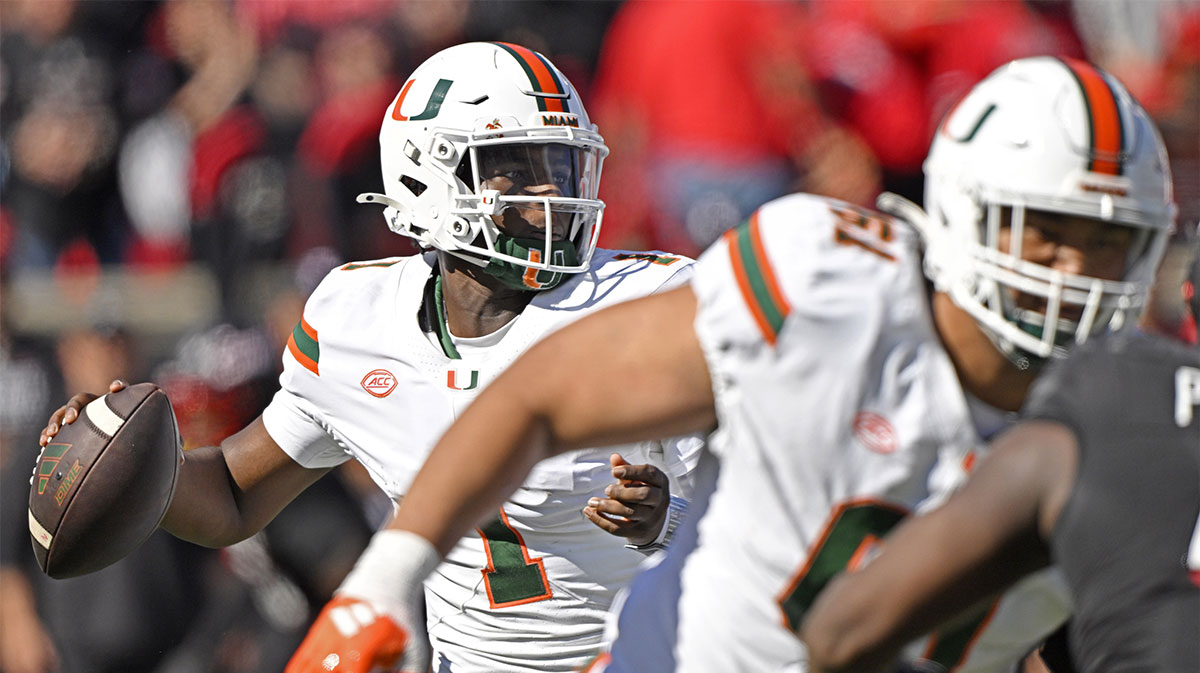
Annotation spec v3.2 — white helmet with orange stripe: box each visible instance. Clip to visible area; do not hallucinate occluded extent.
[881,56,1176,365]
[358,42,608,290]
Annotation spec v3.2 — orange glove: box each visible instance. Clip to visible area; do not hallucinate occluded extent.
[285,596,410,673]
[286,530,440,673]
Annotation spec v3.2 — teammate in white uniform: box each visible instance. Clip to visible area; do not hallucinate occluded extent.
[40,43,701,673]
[292,56,1176,672]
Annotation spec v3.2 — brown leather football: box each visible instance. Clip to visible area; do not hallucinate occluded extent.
[28,382,182,578]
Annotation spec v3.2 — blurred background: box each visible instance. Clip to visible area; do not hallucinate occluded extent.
[0,1,1196,671]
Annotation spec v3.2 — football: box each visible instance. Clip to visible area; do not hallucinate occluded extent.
[28,382,182,579]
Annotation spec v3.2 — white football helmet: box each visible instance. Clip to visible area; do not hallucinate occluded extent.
[358,42,608,290]
[880,56,1176,365]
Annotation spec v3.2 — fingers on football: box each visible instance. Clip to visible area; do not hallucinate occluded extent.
[40,396,88,446]
[39,384,122,446]
[39,409,64,446]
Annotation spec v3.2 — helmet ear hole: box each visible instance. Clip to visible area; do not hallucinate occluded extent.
[454,155,473,188]
[400,175,427,197]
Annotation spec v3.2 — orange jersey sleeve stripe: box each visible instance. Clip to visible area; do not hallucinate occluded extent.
[299,316,318,342]
[748,212,791,313]
[724,212,791,345]
[492,42,567,113]
[1061,58,1124,176]
[288,318,319,375]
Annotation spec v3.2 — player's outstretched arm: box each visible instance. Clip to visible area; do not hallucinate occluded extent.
[799,421,1077,673]
[395,284,716,554]
[163,416,330,547]
[287,285,716,673]
[40,380,330,548]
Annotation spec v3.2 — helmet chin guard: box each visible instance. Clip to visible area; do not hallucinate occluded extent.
[357,42,608,289]
[888,57,1176,364]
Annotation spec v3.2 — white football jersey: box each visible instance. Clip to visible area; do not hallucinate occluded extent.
[262,249,703,672]
[602,193,1067,673]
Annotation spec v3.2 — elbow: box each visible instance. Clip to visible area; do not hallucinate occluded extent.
[160,516,248,549]
[163,518,262,549]
[160,498,260,549]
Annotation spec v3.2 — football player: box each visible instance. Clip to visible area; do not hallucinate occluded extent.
[799,290,1200,673]
[40,42,702,673]
[288,56,1177,672]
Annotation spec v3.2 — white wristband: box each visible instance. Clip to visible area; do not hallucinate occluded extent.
[337,529,442,614]
[626,496,689,554]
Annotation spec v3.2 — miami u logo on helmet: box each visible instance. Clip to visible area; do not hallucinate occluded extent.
[392,79,454,122]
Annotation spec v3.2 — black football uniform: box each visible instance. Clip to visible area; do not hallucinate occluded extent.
[1024,330,1200,673]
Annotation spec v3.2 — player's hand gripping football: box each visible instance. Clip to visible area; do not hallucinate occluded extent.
[584,453,670,547]
[39,379,125,447]
[286,530,437,673]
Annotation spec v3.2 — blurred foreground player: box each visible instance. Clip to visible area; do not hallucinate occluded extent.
[800,297,1200,673]
[41,42,701,673]
[296,57,1177,672]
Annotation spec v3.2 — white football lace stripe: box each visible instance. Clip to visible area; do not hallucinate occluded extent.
[28,510,53,549]
[85,396,125,437]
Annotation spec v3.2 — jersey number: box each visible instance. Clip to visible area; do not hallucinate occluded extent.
[477,508,552,608]
[830,204,896,261]
[778,499,995,670]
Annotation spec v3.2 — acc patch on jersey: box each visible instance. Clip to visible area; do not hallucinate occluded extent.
[361,369,398,398]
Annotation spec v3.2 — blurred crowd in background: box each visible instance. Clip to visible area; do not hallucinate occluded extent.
[0,1,1196,672]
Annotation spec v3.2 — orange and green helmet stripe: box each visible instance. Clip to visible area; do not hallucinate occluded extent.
[725,211,791,345]
[287,316,319,376]
[1060,57,1125,176]
[492,42,568,113]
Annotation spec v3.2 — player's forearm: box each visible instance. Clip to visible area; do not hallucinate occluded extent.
[162,420,328,547]
[391,287,715,556]
[389,311,642,554]
[391,392,558,556]
[162,444,260,546]
[802,435,1059,672]
[800,498,997,671]
[800,569,910,673]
